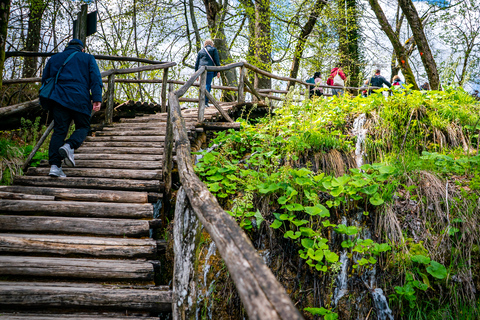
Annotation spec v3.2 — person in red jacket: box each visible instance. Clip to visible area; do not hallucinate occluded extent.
[327,64,347,96]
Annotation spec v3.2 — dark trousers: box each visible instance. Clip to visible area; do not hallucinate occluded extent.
[49,101,90,167]
[205,72,215,104]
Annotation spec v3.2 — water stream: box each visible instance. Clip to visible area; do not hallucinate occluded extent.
[196,241,217,320]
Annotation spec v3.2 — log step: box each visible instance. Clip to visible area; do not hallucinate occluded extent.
[85,136,165,142]
[76,147,164,155]
[81,141,163,148]
[74,153,163,161]
[13,176,163,192]
[96,130,166,136]
[0,314,160,320]
[0,199,153,218]
[0,191,54,201]
[72,160,162,170]
[26,167,162,180]
[0,216,151,237]
[0,186,151,203]
[0,256,155,280]
[0,234,158,258]
[0,282,172,312]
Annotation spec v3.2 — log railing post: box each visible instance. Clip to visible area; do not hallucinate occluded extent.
[238,66,245,104]
[161,68,169,113]
[198,71,207,122]
[22,120,54,171]
[161,82,175,221]
[105,73,115,125]
[172,187,200,320]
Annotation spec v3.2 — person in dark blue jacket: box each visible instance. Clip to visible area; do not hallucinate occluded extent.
[41,39,103,177]
[195,39,220,105]
[367,69,392,95]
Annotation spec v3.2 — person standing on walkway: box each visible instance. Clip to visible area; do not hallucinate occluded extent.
[327,65,346,96]
[367,69,391,95]
[392,75,405,88]
[306,72,323,98]
[40,39,103,177]
[195,39,220,105]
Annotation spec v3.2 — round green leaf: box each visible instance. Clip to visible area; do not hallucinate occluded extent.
[427,261,447,279]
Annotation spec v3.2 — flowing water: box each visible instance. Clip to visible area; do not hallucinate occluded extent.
[196,241,217,320]
[352,113,367,168]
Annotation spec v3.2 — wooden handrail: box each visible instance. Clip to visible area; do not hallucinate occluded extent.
[5,51,168,64]
[168,66,305,319]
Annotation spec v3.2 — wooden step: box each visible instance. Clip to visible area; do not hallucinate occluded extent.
[26,168,162,180]
[0,256,154,280]
[96,130,166,136]
[0,282,172,312]
[0,191,54,201]
[13,176,163,192]
[0,234,157,258]
[86,136,165,142]
[74,153,163,161]
[0,186,151,203]
[76,147,164,155]
[0,199,153,218]
[0,216,151,237]
[72,160,162,170]
[0,314,160,320]
[81,141,163,148]
[102,126,166,131]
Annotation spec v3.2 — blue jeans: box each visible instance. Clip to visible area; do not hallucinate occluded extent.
[205,72,215,104]
[49,101,90,167]
[332,88,344,96]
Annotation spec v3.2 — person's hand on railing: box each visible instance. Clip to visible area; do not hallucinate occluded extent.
[93,101,101,112]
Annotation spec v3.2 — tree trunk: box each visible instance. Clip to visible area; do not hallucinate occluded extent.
[287,0,326,88]
[398,0,440,90]
[22,0,44,78]
[254,0,271,89]
[368,0,419,89]
[0,0,11,87]
[203,0,238,101]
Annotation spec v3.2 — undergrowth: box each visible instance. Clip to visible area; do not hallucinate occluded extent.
[194,87,480,319]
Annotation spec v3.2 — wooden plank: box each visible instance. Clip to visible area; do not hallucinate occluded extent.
[0,186,150,203]
[70,160,162,170]
[168,92,304,320]
[96,130,166,136]
[105,74,115,125]
[81,141,163,148]
[101,126,166,131]
[74,154,163,161]
[238,66,245,103]
[13,176,163,192]
[198,71,207,122]
[0,234,157,258]
[76,147,164,155]
[176,67,205,97]
[198,122,241,131]
[0,256,154,280]
[22,121,54,171]
[85,136,165,142]
[0,282,172,312]
[26,167,162,180]
[0,314,160,320]
[0,199,153,218]
[204,91,234,122]
[0,215,150,237]
[0,191,54,201]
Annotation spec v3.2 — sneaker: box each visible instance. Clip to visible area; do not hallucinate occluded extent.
[49,165,66,177]
[59,143,75,167]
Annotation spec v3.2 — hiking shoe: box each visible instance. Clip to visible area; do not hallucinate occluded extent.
[49,165,66,177]
[59,143,75,167]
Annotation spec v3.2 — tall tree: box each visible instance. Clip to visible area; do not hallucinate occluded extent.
[0,0,11,86]
[368,0,419,89]
[22,0,44,78]
[253,0,271,89]
[398,0,440,90]
[287,0,327,88]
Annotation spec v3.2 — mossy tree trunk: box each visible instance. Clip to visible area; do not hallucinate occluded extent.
[22,0,45,79]
[0,0,11,87]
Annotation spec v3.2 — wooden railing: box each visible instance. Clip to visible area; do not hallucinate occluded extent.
[166,62,305,320]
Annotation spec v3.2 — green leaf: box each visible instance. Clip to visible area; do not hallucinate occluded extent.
[369,193,384,206]
[285,203,304,211]
[301,238,315,249]
[277,196,288,204]
[362,185,379,195]
[207,173,224,181]
[292,219,309,227]
[259,183,281,194]
[324,250,339,263]
[279,213,290,220]
[358,258,369,266]
[332,175,350,187]
[341,240,354,248]
[379,165,396,174]
[305,204,330,217]
[270,220,282,229]
[330,186,344,197]
[254,210,264,227]
[284,230,302,239]
[322,220,336,227]
[304,307,329,316]
[427,261,447,279]
[411,255,431,264]
[208,183,222,192]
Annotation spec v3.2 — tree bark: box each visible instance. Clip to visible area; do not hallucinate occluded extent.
[368,0,419,89]
[254,0,271,89]
[0,0,11,87]
[22,0,44,78]
[398,0,440,90]
[287,0,326,88]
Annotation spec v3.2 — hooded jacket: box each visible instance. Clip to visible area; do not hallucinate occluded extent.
[41,45,103,116]
[327,67,346,86]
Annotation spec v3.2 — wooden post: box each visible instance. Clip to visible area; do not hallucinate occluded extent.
[172,187,200,320]
[22,120,54,171]
[198,71,207,122]
[105,73,115,125]
[161,68,169,113]
[244,78,263,101]
[204,91,234,122]
[73,4,88,44]
[162,93,174,221]
[238,66,245,104]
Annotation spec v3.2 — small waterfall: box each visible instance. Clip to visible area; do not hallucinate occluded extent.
[352,114,367,168]
[333,251,349,306]
[196,241,217,320]
[371,288,394,320]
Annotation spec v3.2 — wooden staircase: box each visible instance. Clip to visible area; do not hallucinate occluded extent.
[0,105,237,319]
